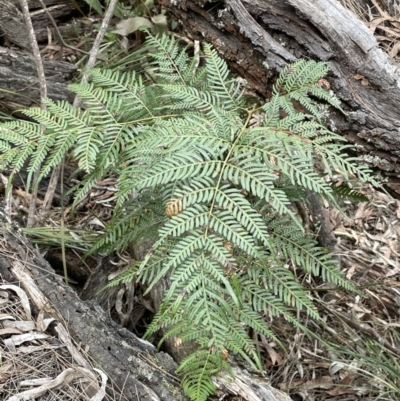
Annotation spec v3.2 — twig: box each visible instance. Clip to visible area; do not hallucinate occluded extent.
[36,0,89,218]
[37,0,90,57]
[54,0,119,283]
[73,0,119,107]
[36,0,89,220]
[40,164,61,221]
[321,303,400,357]
[19,0,47,228]
[60,161,68,286]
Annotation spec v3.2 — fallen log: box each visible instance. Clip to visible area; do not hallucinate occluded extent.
[0,0,86,47]
[0,0,86,111]
[0,46,76,111]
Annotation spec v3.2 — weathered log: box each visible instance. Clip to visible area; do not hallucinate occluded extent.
[0,210,188,401]
[160,0,400,194]
[0,0,87,47]
[0,46,75,111]
[0,0,31,49]
[0,0,87,111]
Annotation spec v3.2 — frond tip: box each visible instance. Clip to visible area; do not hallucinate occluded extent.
[177,350,231,401]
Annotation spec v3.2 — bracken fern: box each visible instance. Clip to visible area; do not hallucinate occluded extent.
[0,33,377,401]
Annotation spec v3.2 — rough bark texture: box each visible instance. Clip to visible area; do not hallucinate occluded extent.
[160,0,400,194]
[0,209,187,401]
[0,0,86,46]
[0,0,83,111]
[0,46,76,111]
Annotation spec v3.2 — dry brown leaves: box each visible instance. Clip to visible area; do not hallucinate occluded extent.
[263,185,400,400]
[341,0,400,60]
[0,283,110,401]
[333,186,400,315]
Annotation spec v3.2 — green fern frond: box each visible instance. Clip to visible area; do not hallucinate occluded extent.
[274,60,343,117]
[0,32,380,401]
[330,183,369,202]
[264,262,319,318]
[100,262,141,291]
[145,33,193,84]
[177,351,230,401]
[276,60,328,94]
[269,217,354,291]
[240,271,305,331]
[89,192,164,255]
[203,44,242,109]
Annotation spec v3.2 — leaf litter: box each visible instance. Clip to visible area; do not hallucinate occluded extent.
[0,281,110,400]
[266,184,400,400]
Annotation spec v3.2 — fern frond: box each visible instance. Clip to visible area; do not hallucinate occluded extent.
[177,351,230,401]
[203,43,242,109]
[330,183,369,202]
[0,33,379,401]
[88,191,164,255]
[240,273,303,332]
[145,33,193,85]
[83,68,157,119]
[265,262,319,319]
[274,60,343,118]
[277,60,329,94]
[101,262,141,291]
[269,217,355,291]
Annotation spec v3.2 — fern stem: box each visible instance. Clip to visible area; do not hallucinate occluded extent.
[122,113,181,125]
[204,108,257,240]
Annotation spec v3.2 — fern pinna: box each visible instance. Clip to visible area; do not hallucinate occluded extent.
[0,34,376,401]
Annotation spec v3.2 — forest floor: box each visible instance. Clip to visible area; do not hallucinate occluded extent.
[2,183,400,401]
[2,0,400,400]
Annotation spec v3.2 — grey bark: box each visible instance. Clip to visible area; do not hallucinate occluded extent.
[0,46,75,111]
[0,209,188,401]
[160,0,400,194]
[0,0,31,49]
[0,0,86,111]
[0,0,86,45]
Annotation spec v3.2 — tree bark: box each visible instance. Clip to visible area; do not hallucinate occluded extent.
[0,46,76,111]
[0,0,87,111]
[160,0,400,194]
[0,0,86,46]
